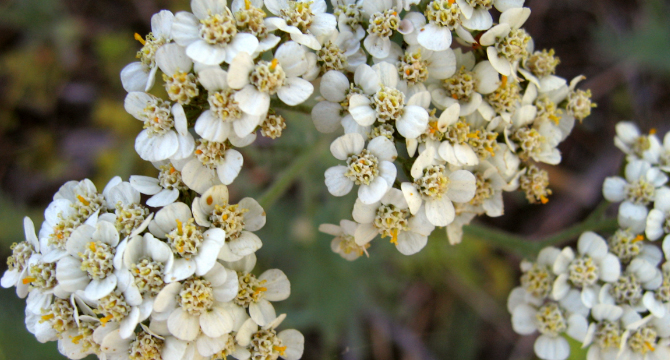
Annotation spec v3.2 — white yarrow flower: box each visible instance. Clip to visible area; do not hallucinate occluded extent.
[325,133,398,204]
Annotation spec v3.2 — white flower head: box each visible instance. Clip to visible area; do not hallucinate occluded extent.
[352,188,435,255]
[130,160,190,208]
[603,160,668,233]
[152,262,237,342]
[430,51,500,120]
[181,138,246,194]
[316,29,366,74]
[348,62,429,139]
[396,45,458,87]
[235,314,305,360]
[222,254,290,326]
[325,133,398,204]
[614,121,662,164]
[56,221,121,301]
[171,0,259,65]
[457,0,525,31]
[401,147,476,227]
[148,202,226,282]
[121,10,175,92]
[2,217,40,298]
[361,0,401,58]
[479,7,532,77]
[227,41,314,116]
[125,92,195,162]
[511,297,586,360]
[552,232,621,308]
[197,67,264,141]
[265,0,337,50]
[192,185,266,262]
[320,220,371,261]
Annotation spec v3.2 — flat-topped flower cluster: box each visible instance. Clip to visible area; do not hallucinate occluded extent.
[508,123,670,360]
[2,177,303,360]
[4,0,601,357]
[315,0,594,258]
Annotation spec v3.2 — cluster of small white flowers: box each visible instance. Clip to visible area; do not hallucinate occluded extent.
[1,0,316,357]
[316,0,595,259]
[507,123,670,360]
[2,179,303,360]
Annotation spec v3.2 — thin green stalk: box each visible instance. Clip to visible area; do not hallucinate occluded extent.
[538,217,618,249]
[257,136,331,209]
[463,224,538,257]
[464,212,619,258]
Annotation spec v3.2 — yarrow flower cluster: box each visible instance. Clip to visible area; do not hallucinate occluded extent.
[2,178,303,360]
[3,1,313,358]
[5,0,603,357]
[507,123,670,360]
[315,0,595,258]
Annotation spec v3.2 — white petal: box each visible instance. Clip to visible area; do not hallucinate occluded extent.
[228,231,263,257]
[602,177,627,202]
[358,177,389,205]
[167,307,200,341]
[425,197,455,227]
[227,52,254,89]
[598,254,621,283]
[195,110,232,142]
[121,62,151,92]
[447,170,477,203]
[249,299,277,326]
[348,95,377,126]
[171,11,200,46]
[165,258,196,283]
[129,175,162,195]
[330,133,365,160]
[566,314,588,342]
[235,85,270,116]
[417,23,452,51]
[147,189,180,207]
[352,198,379,224]
[277,77,314,106]
[224,33,260,64]
[259,269,290,301]
[311,101,343,133]
[401,182,423,215]
[462,9,493,30]
[354,64,381,95]
[320,70,349,102]
[395,231,428,255]
[84,275,117,300]
[354,222,378,246]
[397,106,429,139]
[186,40,226,65]
[534,334,570,360]
[367,136,397,162]
[487,47,511,76]
[512,304,538,335]
[216,149,244,185]
[200,305,234,337]
[363,34,390,59]
[181,160,222,194]
[156,43,193,76]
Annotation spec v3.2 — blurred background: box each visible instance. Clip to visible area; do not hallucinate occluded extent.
[1,0,670,359]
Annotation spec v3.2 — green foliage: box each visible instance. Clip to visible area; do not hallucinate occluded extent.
[597,0,670,74]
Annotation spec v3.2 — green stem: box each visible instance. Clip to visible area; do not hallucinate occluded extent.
[538,216,618,249]
[257,136,331,209]
[463,224,538,257]
[464,208,619,258]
